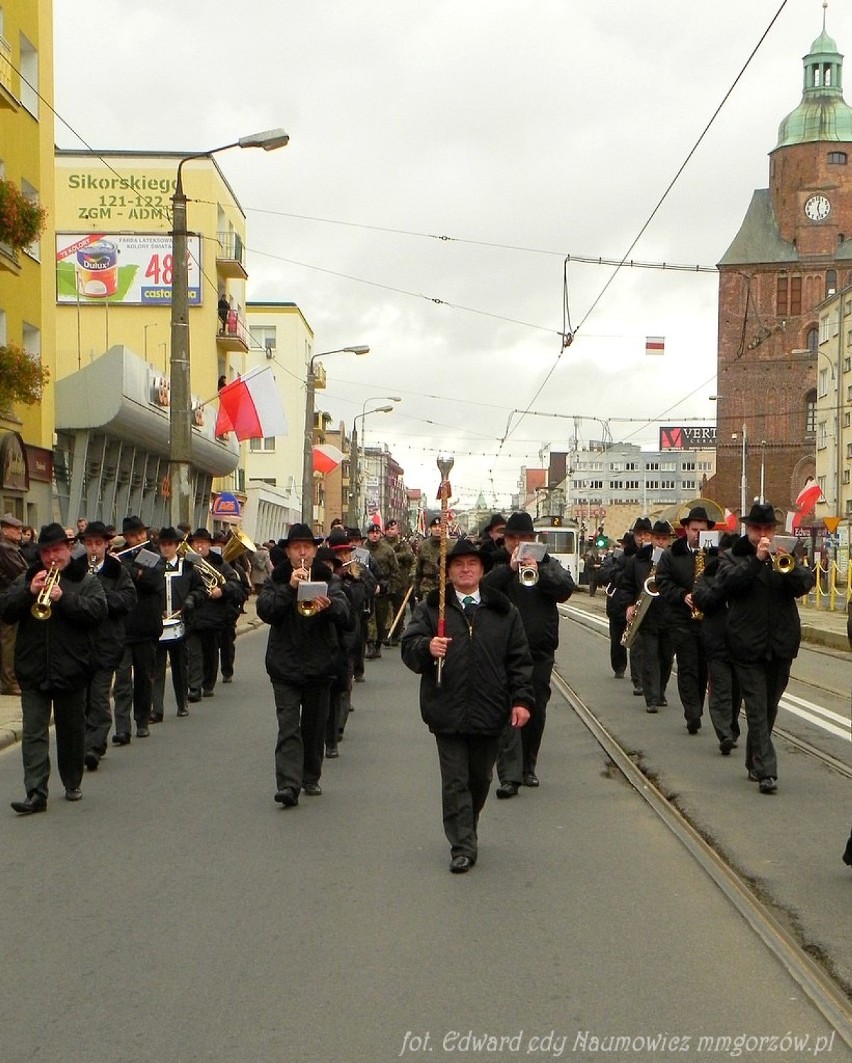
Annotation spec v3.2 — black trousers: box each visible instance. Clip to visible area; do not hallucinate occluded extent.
[670,624,708,724]
[153,640,188,716]
[21,687,86,798]
[734,657,791,781]
[607,616,628,676]
[220,620,237,679]
[113,639,156,733]
[187,628,221,693]
[272,680,331,792]
[707,658,741,743]
[353,616,368,678]
[638,625,673,708]
[85,667,115,756]
[434,732,500,860]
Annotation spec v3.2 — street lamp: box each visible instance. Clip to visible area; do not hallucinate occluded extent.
[169,128,289,528]
[301,345,370,525]
[350,403,395,528]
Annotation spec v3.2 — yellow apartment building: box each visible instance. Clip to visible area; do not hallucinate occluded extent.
[52,150,248,527]
[0,0,55,525]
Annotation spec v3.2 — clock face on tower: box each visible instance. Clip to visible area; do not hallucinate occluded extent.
[804,194,831,221]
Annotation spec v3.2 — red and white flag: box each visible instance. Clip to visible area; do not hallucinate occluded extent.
[645,336,665,356]
[215,366,288,441]
[790,477,823,529]
[312,444,344,474]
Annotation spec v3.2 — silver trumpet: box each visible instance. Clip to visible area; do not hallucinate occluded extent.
[519,564,539,587]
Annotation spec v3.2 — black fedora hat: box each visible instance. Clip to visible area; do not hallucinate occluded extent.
[481,513,506,534]
[37,522,76,547]
[122,515,147,534]
[79,520,114,541]
[158,526,183,543]
[680,506,716,529]
[651,520,673,536]
[446,537,492,571]
[504,511,535,536]
[632,517,652,533]
[743,502,778,526]
[189,527,213,542]
[284,523,322,544]
[346,526,364,539]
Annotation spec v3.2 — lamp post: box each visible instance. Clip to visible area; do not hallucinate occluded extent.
[169,128,289,528]
[350,403,395,528]
[301,345,370,526]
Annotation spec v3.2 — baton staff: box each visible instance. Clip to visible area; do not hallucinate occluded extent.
[436,453,454,686]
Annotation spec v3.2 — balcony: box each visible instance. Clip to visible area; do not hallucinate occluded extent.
[216,310,250,353]
[0,37,18,111]
[216,231,247,280]
[0,240,20,275]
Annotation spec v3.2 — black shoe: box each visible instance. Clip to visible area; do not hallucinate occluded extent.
[354,674,365,683]
[632,685,643,697]
[686,719,701,735]
[64,788,83,802]
[222,675,233,684]
[136,726,150,738]
[325,745,339,758]
[658,696,668,707]
[274,787,298,807]
[522,772,539,788]
[382,639,391,647]
[149,714,164,724]
[176,707,189,718]
[747,769,759,782]
[111,733,131,746]
[303,782,322,796]
[719,737,734,756]
[450,855,474,874]
[614,671,625,679]
[84,751,100,771]
[645,704,659,714]
[11,793,47,815]
[188,690,202,703]
[202,689,214,698]
[758,776,778,794]
[496,781,519,799]
[843,834,852,866]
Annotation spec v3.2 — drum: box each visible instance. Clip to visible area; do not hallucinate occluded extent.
[159,618,185,643]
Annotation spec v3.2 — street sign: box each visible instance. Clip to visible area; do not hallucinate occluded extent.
[823,516,841,534]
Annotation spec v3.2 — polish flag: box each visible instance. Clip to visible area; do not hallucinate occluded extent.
[645,336,665,356]
[791,478,823,529]
[721,508,739,532]
[215,366,288,441]
[312,444,345,474]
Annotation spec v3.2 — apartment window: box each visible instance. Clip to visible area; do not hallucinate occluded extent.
[820,316,831,342]
[843,470,851,485]
[589,480,603,490]
[19,34,38,116]
[828,151,848,165]
[818,475,827,496]
[610,480,622,490]
[845,413,851,429]
[251,325,277,355]
[698,461,712,471]
[625,462,638,471]
[660,480,676,490]
[610,462,623,472]
[682,461,695,471]
[646,462,659,471]
[625,480,640,490]
[22,322,40,362]
[661,461,676,472]
[847,443,852,460]
[776,276,788,316]
[683,480,696,491]
[818,367,830,398]
[817,421,828,449]
[646,480,659,490]
[249,436,275,452]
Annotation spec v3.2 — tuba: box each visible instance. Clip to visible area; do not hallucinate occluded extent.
[221,528,256,564]
[31,563,61,620]
[176,537,226,595]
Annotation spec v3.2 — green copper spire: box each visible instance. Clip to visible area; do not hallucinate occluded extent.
[775,12,852,148]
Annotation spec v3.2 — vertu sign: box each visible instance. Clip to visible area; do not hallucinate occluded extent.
[660,426,717,450]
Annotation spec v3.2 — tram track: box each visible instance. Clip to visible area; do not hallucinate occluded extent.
[550,666,852,1047]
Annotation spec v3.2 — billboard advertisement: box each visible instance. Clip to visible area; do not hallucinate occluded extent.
[56,233,202,306]
[659,426,717,450]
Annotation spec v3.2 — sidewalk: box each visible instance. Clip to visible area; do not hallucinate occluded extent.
[0,598,264,753]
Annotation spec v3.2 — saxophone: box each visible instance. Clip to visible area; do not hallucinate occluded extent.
[621,555,660,649]
[690,549,705,621]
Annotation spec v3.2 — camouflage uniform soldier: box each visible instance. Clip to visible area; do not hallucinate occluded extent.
[364,524,400,658]
[412,517,443,602]
[383,519,415,647]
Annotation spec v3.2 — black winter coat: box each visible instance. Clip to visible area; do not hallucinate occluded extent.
[93,554,137,669]
[692,551,730,662]
[121,546,167,643]
[599,550,632,619]
[481,551,574,661]
[189,553,246,631]
[401,585,534,735]
[716,535,815,663]
[618,545,669,632]
[257,559,354,684]
[655,536,702,629]
[0,555,108,691]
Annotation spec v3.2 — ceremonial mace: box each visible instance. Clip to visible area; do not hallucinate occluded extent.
[436,453,454,687]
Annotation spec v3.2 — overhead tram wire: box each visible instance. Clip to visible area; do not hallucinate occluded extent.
[496,0,792,455]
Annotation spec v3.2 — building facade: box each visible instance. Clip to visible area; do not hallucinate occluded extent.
[53,151,247,526]
[814,282,851,522]
[0,0,55,525]
[710,23,852,527]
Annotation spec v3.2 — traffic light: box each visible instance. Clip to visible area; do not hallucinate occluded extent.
[594,532,609,549]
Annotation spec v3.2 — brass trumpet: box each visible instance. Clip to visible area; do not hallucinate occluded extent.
[295,565,320,617]
[769,535,797,574]
[31,563,61,620]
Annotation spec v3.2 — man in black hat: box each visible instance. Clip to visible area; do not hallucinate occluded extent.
[1,524,108,813]
[113,517,166,744]
[0,512,26,695]
[257,523,353,806]
[716,502,814,794]
[479,513,506,560]
[345,526,379,681]
[383,519,414,646]
[621,517,653,695]
[79,522,137,770]
[621,520,674,712]
[482,511,575,795]
[364,522,400,658]
[402,538,534,873]
[412,516,443,603]
[152,527,206,721]
[184,527,245,699]
[655,506,716,735]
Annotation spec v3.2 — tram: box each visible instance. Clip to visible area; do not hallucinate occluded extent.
[533,515,581,584]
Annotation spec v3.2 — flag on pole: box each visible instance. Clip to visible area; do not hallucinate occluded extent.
[312,443,345,474]
[215,366,288,441]
[645,336,665,356]
[790,477,823,529]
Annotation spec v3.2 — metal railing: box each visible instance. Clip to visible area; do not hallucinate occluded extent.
[802,558,850,612]
[0,36,12,97]
[216,231,245,266]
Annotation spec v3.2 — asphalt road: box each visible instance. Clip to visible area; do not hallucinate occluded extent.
[0,626,844,1063]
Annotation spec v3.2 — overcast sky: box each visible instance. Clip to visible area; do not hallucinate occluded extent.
[54,1,845,509]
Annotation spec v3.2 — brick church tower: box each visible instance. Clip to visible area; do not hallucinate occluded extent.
[709,18,852,517]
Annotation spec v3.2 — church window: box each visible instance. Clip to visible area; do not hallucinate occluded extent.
[828,152,847,165]
[790,276,802,315]
[807,326,819,352]
[776,276,788,316]
[826,269,837,297]
[805,389,817,435]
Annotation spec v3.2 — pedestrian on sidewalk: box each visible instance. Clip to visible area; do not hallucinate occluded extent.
[0,513,27,696]
[402,538,534,874]
[1,523,107,814]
